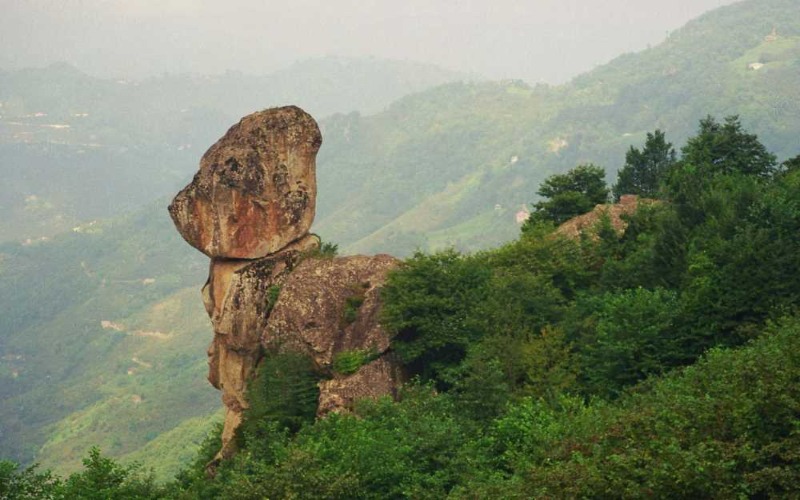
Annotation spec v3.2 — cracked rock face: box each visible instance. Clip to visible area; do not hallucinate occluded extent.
[263,254,402,416]
[203,236,318,461]
[168,106,321,259]
[264,254,399,368]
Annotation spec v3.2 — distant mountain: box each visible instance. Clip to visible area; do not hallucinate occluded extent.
[314,0,800,254]
[2,0,800,479]
[0,57,467,242]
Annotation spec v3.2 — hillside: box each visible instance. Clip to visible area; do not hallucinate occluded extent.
[6,82,800,497]
[2,0,800,480]
[0,57,465,242]
[0,202,215,477]
[314,0,800,255]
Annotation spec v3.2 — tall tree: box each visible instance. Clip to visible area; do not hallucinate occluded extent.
[525,164,609,227]
[612,130,676,201]
[680,115,777,178]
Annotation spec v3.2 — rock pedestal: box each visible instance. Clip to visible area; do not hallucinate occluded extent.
[169,106,401,467]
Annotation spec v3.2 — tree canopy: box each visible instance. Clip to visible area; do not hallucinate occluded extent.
[612,129,676,201]
[524,163,609,228]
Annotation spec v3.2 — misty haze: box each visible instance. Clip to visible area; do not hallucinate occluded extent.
[3,0,737,82]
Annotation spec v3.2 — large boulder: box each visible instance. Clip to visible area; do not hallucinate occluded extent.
[264,254,399,368]
[168,106,322,259]
[264,254,403,415]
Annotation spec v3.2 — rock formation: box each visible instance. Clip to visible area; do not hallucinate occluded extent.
[169,106,321,259]
[556,194,654,239]
[264,254,402,417]
[169,106,401,466]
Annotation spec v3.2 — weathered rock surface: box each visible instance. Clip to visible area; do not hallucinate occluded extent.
[264,254,399,368]
[203,235,318,461]
[168,106,322,259]
[317,356,402,417]
[264,254,402,416]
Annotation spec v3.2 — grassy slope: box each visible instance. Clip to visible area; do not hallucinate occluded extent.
[314,0,800,256]
[0,203,219,478]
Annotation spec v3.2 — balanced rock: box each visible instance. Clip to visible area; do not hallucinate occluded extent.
[168,106,322,259]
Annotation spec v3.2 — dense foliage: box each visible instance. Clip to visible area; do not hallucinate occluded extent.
[524,164,609,226]
[167,116,797,497]
[6,115,797,498]
[612,129,676,200]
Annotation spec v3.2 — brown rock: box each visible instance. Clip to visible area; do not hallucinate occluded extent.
[204,235,318,454]
[555,194,654,239]
[168,107,405,468]
[212,235,318,350]
[264,254,403,415]
[168,106,322,259]
[264,254,399,368]
[317,355,403,417]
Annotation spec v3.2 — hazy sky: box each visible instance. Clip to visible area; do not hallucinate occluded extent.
[1,0,740,83]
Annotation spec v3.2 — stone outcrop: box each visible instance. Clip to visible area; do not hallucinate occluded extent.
[556,194,653,239]
[169,106,321,259]
[168,106,402,468]
[264,254,401,416]
[265,255,398,367]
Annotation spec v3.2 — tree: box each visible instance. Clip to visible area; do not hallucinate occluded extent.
[612,130,676,200]
[680,115,777,178]
[381,250,492,385]
[59,447,159,499]
[578,288,680,397]
[781,154,800,175]
[525,164,609,227]
[666,116,777,227]
[0,461,60,499]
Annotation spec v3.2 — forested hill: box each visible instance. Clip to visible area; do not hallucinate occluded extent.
[5,89,800,499]
[2,0,800,485]
[314,0,800,255]
[0,57,465,242]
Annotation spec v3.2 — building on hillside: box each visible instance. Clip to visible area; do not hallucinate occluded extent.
[515,205,530,224]
[765,27,779,42]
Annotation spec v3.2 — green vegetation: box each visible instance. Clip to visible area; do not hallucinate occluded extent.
[524,163,609,226]
[3,0,800,490]
[612,129,676,200]
[315,0,800,255]
[265,285,282,313]
[332,349,378,375]
[239,351,320,439]
[0,202,218,479]
[140,114,797,497]
[4,107,800,497]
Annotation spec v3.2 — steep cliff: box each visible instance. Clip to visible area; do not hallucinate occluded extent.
[169,106,402,465]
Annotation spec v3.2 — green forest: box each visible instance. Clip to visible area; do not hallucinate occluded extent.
[5,115,800,498]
